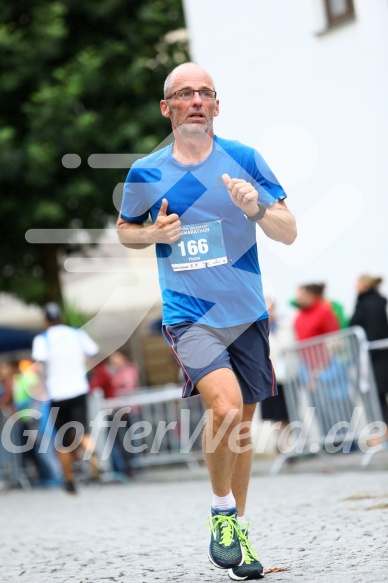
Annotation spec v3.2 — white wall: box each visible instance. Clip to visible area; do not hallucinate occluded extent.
[183,0,388,319]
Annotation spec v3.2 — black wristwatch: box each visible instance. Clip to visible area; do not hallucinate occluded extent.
[244,202,267,222]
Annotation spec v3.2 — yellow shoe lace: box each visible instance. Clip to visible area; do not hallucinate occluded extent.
[238,524,259,565]
[206,514,240,547]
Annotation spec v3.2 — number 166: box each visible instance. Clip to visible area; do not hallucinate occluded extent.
[177,239,209,256]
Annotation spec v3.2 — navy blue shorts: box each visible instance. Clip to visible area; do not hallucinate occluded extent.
[162,319,277,404]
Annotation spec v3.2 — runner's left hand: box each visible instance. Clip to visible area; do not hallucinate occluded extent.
[222,173,259,216]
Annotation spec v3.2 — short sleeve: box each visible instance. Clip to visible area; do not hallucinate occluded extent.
[215,138,287,208]
[31,334,48,362]
[250,150,287,207]
[120,164,162,223]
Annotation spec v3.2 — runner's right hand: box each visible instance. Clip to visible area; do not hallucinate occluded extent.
[151,199,182,244]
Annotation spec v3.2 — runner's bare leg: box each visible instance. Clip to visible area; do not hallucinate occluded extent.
[57,450,74,483]
[231,403,257,516]
[197,368,243,497]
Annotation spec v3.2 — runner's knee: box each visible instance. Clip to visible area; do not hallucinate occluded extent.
[210,401,243,431]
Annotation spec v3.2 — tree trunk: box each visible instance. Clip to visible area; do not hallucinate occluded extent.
[43,243,63,304]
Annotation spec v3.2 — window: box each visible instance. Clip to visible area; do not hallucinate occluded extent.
[324,0,355,27]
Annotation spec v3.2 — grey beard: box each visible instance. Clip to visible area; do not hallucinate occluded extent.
[176,123,210,139]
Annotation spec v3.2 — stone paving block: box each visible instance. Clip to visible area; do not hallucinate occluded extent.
[0,471,387,582]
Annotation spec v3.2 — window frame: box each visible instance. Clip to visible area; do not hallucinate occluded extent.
[324,0,355,28]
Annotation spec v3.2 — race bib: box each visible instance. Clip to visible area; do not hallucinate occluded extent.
[169,220,228,272]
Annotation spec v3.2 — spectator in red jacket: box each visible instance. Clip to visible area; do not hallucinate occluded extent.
[108,351,139,397]
[293,283,340,372]
[294,283,340,342]
[293,283,345,440]
[89,360,116,400]
[89,356,138,477]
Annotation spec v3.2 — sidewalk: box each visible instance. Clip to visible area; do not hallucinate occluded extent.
[0,460,387,582]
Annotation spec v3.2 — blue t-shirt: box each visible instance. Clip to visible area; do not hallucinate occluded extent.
[121,136,287,327]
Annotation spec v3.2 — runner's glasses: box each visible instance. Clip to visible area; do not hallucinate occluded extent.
[165,89,217,100]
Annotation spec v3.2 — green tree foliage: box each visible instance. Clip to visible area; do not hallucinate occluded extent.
[0,0,189,304]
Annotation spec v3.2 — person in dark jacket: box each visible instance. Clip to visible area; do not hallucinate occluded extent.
[350,275,388,423]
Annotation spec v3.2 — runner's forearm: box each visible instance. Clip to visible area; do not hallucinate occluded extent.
[117,211,182,248]
[116,220,155,249]
[258,202,297,245]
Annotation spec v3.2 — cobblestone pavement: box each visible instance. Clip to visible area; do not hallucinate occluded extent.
[1,470,387,583]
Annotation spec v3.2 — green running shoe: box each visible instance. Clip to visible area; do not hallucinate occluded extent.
[206,507,243,569]
[228,526,264,580]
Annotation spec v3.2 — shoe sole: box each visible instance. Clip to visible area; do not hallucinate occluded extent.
[208,549,244,570]
[227,567,265,581]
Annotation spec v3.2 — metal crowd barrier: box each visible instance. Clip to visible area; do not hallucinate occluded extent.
[360,336,388,467]
[0,409,31,490]
[90,385,206,474]
[270,326,386,474]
